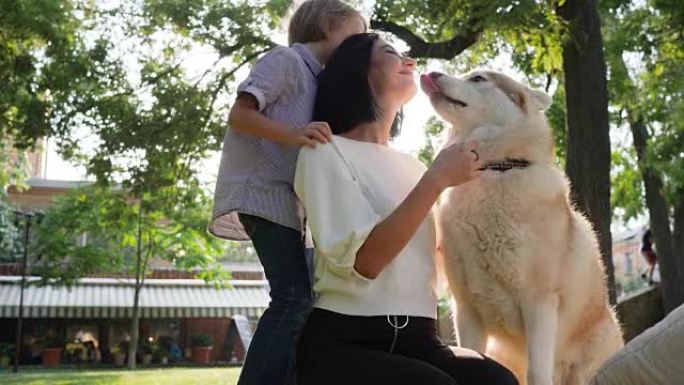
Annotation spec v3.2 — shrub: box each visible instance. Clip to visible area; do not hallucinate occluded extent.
[190,334,212,348]
[42,335,64,349]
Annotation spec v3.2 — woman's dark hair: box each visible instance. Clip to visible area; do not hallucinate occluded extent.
[314,33,402,138]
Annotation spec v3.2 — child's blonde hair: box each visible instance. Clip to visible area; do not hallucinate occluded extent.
[288,0,364,46]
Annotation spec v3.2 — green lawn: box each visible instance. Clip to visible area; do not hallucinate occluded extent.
[0,367,241,385]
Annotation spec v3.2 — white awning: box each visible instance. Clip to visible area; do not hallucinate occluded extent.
[0,276,269,319]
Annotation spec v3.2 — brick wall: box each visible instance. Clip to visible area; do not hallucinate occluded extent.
[184,317,234,362]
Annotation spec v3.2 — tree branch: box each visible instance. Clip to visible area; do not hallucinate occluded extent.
[370,16,482,60]
[213,37,276,59]
[198,47,272,133]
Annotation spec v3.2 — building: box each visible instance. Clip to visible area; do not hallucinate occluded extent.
[0,276,268,364]
[1,178,268,366]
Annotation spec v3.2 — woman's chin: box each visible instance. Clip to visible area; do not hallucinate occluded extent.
[401,84,418,104]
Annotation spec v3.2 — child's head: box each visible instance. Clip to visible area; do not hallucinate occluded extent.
[288,0,366,49]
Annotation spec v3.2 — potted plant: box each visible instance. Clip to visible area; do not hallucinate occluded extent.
[157,347,170,365]
[0,342,13,368]
[190,334,213,364]
[139,340,155,365]
[41,335,64,367]
[110,343,126,366]
[64,341,87,364]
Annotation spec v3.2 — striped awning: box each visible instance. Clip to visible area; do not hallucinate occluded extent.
[0,276,269,319]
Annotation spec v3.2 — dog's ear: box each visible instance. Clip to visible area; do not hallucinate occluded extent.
[493,73,551,112]
[510,89,552,111]
[508,91,527,110]
[508,90,533,112]
[529,89,552,111]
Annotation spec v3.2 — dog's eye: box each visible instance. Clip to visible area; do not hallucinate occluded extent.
[469,75,487,83]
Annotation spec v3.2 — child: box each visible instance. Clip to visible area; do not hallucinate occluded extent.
[209,1,366,384]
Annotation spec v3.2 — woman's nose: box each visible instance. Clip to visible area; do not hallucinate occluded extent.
[403,57,417,68]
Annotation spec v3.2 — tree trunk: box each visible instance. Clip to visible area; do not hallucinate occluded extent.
[629,118,684,312]
[127,199,145,369]
[674,199,684,261]
[674,201,684,308]
[127,285,141,369]
[557,0,615,304]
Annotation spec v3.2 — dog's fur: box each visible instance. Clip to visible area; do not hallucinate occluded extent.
[421,70,623,385]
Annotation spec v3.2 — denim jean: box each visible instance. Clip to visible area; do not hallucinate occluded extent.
[237,213,313,385]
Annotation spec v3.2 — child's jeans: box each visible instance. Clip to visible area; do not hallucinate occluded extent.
[237,213,313,385]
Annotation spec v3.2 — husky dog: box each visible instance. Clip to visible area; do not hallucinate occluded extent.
[421,70,623,385]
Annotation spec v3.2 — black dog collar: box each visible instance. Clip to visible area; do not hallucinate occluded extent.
[480,159,530,172]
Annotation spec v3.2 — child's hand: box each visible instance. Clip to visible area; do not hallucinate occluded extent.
[293,122,333,148]
[428,140,482,190]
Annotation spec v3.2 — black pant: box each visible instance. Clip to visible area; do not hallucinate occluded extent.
[296,309,518,385]
[237,214,313,385]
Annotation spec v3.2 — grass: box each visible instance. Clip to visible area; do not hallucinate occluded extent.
[0,367,242,385]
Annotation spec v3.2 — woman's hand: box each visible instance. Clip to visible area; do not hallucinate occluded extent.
[427,141,482,191]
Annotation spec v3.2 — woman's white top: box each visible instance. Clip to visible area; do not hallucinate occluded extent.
[294,136,438,318]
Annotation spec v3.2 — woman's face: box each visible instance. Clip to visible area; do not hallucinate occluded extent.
[368,38,417,108]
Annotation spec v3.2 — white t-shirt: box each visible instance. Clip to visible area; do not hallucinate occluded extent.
[294,136,438,318]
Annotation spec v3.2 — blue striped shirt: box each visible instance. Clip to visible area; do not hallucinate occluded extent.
[210,44,322,240]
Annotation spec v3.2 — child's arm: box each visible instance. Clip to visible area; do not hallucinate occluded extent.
[228,93,332,148]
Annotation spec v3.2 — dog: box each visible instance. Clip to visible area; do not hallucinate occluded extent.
[420,70,623,385]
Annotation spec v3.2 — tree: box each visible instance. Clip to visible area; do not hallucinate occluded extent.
[0,192,21,261]
[219,240,258,263]
[604,0,684,312]
[0,0,131,163]
[34,184,227,368]
[418,117,447,167]
[2,0,294,157]
[1,0,93,189]
[374,0,616,301]
[556,0,615,303]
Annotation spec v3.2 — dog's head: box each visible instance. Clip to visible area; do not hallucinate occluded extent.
[420,69,553,162]
[420,70,551,132]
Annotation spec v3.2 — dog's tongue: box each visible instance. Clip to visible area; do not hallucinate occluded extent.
[420,74,440,94]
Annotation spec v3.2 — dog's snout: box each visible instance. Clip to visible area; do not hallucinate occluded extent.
[429,72,443,80]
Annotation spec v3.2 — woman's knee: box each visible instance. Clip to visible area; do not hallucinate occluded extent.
[481,357,519,385]
[420,369,459,385]
[430,346,519,385]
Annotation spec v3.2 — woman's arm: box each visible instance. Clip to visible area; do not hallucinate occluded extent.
[354,141,480,279]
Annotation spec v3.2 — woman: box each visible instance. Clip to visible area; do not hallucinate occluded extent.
[294,33,518,385]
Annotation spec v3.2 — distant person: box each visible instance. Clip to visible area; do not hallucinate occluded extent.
[209,1,366,384]
[30,339,41,364]
[641,229,657,284]
[166,339,182,362]
[85,340,101,363]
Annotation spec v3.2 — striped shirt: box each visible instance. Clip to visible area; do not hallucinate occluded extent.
[210,44,322,240]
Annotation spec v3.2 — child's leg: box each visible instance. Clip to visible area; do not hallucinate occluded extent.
[238,214,313,385]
